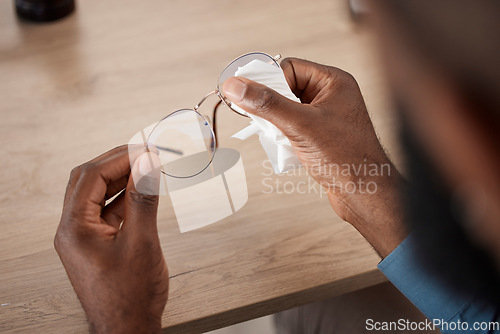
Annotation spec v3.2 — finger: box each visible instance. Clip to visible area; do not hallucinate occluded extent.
[103,145,158,200]
[281,57,349,105]
[281,57,325,102]
[221,76,314,135]
[69,145,147,220]
[122,152,161,239]
[101,191,126,228]
[105,175,129,200]
[64,145,133,204]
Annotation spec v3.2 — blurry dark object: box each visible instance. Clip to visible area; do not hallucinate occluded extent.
[399,106,500,305]
[15,0,75,22]
[348,0,370,21]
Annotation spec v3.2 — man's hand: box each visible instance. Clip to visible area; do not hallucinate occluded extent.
[222,58,407,257]
[54,145,169,333]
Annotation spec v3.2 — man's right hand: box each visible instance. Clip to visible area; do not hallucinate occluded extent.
[222,58,407,257]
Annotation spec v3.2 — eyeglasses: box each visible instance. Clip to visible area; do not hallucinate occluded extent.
[144,52,281,179]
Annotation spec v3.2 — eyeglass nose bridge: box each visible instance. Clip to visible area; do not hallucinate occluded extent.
[194,89,233,112]
[194,90,218,111]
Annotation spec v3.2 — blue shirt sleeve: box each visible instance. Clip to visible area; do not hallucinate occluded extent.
[378,234,499,334]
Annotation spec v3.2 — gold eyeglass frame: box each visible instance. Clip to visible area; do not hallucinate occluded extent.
[146,52,282,178]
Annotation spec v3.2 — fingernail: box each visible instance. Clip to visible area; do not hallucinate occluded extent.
[222,77,247,102]
[132,152,161,195]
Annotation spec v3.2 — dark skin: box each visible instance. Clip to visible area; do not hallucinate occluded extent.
[55,59,406,331]
[55,146,168,333]
[223,58,407,257]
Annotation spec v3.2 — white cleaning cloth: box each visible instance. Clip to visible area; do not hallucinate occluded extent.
[231,59,302,174]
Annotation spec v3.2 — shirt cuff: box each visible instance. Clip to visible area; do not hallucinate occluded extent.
[378,233,474,321]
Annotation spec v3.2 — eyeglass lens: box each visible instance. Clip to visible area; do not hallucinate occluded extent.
[147,109,215,178]
[217,52,279,114]
[145,53,278,178]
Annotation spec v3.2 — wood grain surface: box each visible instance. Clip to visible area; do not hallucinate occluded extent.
[0,0,400,332]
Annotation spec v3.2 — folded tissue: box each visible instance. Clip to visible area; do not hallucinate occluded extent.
[230,59,302,174]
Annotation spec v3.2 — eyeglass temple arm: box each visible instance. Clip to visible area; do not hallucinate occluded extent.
[195,89,251,149]
[212,100,221,148]
[211,99,249,149]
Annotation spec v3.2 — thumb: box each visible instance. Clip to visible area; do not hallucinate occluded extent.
[222,77,308,133]
[124,151,161,237]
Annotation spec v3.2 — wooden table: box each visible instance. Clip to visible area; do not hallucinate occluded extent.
[0,0,400,332]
